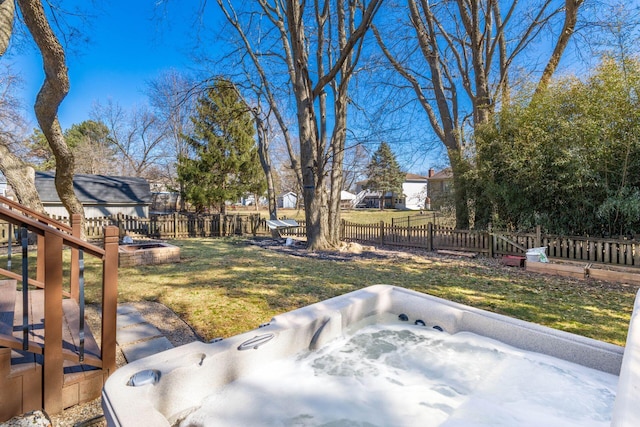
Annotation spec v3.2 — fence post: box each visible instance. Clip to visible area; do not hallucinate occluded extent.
[427,222,433,251]
[43,230,64,414]
[173,212,179,239]
[487,231,494,258]
[101,226,119,376]
[535,225,541,248]
[379,220,384,245]
[341,219,346,240]
[116,213,124,238]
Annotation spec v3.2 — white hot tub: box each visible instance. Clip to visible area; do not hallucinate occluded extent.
[102,285,640,426]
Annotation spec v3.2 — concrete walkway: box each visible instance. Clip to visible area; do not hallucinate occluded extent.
[116,305,174,362]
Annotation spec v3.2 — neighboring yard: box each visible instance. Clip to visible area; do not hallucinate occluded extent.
[263,208,455,226]
[80,237,637,347]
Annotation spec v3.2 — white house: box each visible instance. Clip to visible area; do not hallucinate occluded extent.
[353,173,428,210]
[277,192,297,209]
[402,173,429,210]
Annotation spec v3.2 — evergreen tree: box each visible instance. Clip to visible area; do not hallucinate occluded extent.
[365,142,405,210]
[177,79,266,213]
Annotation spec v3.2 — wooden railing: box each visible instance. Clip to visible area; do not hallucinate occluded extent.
[0,195,118,414]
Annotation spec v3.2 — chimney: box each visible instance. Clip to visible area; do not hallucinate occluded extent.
[428,168,435,178]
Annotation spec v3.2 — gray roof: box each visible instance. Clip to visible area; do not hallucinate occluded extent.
[35,172,152,205]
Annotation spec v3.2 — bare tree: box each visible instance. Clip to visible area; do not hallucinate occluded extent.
[146,69,196,209]
[1,0,84,220]
[93,100,170,178]
[216,0,382,249]
[215,2,304,214]
[373,0,584,228]
[0,62,45,208]
[15,0,85,225]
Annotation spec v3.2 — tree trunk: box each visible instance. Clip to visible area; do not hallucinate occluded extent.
[253,106,278,220]
[0,0,15,56]
[535,0,584,97]
[17,0,84,230]
[0,144,44,211]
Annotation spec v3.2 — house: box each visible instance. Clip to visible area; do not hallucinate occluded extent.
[427,167,454,209]
[353,173,428,210]
[35,172,152,218]
[340,190,356,209]
[277,192,297,209]
[402,173,429,210]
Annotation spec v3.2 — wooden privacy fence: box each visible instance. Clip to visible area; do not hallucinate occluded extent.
[3,213,638,268]
[340,220,640,268]
[25,213,265,241]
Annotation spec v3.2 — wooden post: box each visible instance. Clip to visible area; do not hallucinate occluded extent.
[341,219,346,241]
[427,222,433,251]
[43,231,64,414]
[173,212,179,239]
[70,213,82,302]
[487,231,494,258]
[101,226,119,376]
[380,221,384,245]
[116,213,124,238]
[37,234,45,284]
[535,225,542,248]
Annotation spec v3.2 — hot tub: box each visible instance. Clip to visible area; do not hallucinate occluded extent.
[102,285,640,426]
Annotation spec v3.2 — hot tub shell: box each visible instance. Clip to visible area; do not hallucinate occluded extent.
[102,285,640,426]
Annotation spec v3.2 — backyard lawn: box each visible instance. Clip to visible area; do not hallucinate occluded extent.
[83,237,639,347]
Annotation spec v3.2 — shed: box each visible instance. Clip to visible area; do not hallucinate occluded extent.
[35,172,152,219]
[277,192,297,209]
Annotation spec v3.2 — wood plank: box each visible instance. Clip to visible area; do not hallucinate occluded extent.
[526,261,587,279]
[0,280,16,337]
[588,268,640,285]
[437,249,478,258]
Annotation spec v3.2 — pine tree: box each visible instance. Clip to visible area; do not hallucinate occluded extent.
[177,79,266,213]
[365,142,405,210]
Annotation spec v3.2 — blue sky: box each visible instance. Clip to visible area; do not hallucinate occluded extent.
[6,1,445,173]
[9,1,211,130]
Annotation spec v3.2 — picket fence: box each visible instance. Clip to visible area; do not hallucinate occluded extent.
[2,213,638,268]
[338,221,640,268]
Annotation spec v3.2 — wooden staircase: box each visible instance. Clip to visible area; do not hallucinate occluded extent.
[0,195,119,421]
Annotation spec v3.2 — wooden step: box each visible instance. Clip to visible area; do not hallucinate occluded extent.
[1,289,106,420]
[11,290,102,371]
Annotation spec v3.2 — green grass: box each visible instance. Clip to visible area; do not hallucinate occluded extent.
[234,207,454,225]
[3,238,636,346]
[102,238,638,345]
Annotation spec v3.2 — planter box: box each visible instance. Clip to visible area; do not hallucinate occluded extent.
[526,261,587,279]
[587,265,640,285]
[502,255,525,267]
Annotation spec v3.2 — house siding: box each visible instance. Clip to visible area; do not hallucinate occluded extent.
[402,181,428,210]
[43,204,149,219]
